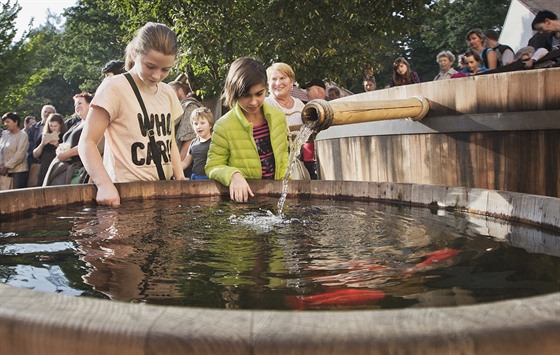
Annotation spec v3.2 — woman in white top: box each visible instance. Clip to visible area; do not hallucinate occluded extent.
[0,112,29,189]
[434,51,459,81]
[265,62,305,131]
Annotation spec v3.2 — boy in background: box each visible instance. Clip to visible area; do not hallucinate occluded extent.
[182,107,213,180]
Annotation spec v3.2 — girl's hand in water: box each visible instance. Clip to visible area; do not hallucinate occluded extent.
[96,183,121,207]
[229,172,254,202]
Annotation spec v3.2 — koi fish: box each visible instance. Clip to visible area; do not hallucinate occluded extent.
[286,288,385,310]
[412,248,460,269]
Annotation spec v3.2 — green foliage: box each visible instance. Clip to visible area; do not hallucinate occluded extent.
[1,0,127,117]
[0,0,19,51]
[1,0,514,114]
[57,0,128,93]
[97,0,432,96]
[410,0,510,81]
[420,0,510,54]
[0,0,26,113]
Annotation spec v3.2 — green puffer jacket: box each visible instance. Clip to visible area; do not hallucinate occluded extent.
[206,102,289,186]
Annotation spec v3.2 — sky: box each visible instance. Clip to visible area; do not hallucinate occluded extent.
[12,0,77,39]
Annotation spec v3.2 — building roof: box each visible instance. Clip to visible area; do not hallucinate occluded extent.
[519,0,560,14]
[291,86,309,102]
[500,0,560,52]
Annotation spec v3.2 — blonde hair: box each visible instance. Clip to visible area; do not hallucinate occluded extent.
[266,62,296,82]
[190,107,214,126]
[125,22,178,71]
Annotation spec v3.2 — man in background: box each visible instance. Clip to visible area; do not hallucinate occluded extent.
[304,79,327,100]
[169,77,203,178]
[101,60,126,78]
[300,79,326,179]
[532,10,560,33]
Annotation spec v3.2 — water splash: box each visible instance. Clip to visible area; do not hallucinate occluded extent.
[229,209,290,232]
[277,123,315,215]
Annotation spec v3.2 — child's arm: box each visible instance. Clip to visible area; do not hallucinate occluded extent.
[181,153,193,171]
[170,134,185,180]
[33,134,49,158]
[229,172,254,202]
[78,106,120,207]
[205,125,242,186]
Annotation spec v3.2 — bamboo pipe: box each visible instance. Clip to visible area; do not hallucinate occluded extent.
[301,96,430,132]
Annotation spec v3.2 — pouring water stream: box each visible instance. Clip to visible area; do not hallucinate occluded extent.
[277,122,315,215]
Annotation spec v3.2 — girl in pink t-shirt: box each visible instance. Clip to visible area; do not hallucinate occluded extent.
[79,22,184,207]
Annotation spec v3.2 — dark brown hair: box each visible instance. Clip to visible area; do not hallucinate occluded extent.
[392,57,414,86]
[2,112,21,126]
[221,57,267,109]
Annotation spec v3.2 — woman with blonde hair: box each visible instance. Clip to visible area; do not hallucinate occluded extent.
[265,62,305,130]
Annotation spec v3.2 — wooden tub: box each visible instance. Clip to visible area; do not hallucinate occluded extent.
[1,180,559,354]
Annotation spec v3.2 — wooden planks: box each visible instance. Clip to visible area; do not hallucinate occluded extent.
[316,68,560,197]
[317,130,560,197]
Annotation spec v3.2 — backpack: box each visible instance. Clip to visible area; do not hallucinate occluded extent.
[175,97,203,129]
[494,44,513,67]
[183,97,203,111]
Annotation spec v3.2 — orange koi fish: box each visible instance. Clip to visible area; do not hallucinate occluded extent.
[412,248,460,269]
[286,288,385,310]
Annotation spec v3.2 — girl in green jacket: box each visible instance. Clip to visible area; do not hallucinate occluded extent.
[206,57,289,202]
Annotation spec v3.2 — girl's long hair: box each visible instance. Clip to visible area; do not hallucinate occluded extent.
[392,57,414,86]
[125,22,178,71]
[42,113,67,137]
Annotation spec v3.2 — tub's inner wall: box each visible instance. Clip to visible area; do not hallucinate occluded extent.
[1,181,559,232]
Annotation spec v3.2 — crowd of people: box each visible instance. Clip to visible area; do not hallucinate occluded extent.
[362,10,559,90]
[1,10,558,202]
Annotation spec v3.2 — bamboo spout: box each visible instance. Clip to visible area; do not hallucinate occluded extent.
[301,96,430,132]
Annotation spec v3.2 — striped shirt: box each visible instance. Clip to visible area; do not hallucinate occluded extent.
[253,122,275,179]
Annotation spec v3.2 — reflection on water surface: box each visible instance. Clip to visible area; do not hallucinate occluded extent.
[1,196,559,310]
